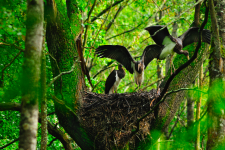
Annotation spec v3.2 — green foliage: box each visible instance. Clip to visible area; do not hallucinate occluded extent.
[0,0,219,149]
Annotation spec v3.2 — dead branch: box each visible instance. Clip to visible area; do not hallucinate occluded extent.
[0,138,19,149]
[91,0,124,22]
[1,50,23,87]
[47,52,61,73]
[0,41,24,51]
[105,5,125,32]
[83,0,97,49]
[76,34,93,88]
[93,63,116,79]
[47,57,77,87]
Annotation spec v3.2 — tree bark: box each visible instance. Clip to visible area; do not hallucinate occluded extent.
[19,0,43,149]
[187,83,194,128]
[187,0,201,130]
[41,24,47,150]
[195,63,203,150]
[194,0,201,27]
[214,0,225,75]
[207,0,225,149]
[45,0,94,149]
[215,0,225,47]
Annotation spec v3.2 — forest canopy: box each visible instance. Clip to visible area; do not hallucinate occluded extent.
[0,0,225,150]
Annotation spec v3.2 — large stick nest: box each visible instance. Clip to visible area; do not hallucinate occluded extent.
[79,89,159,150]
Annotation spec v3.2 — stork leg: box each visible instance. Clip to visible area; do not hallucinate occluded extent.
[112,86,114,94]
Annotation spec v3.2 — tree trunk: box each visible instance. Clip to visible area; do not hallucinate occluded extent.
[195,63,203,150]
[215,0,225,47]
[187,0,201,130]
[45,0,94,149]
[41,23,47,150]
[207,0,225,149]
[187,83,194,128]
[19,0,43,149]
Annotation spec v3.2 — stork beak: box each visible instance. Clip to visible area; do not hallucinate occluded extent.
[187,55,190,60]
[138,63,141,71]
[144,27,149,31]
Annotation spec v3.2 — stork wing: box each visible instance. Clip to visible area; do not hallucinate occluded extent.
[105,70,116,94]
[141,45,163,69]
[145,25,171,46]
[178,27,211,48]
[95,45,135,74]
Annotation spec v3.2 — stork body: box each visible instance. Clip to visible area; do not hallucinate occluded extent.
[105,64,125,94]
[145,25,211,59]
[96,45,163,86]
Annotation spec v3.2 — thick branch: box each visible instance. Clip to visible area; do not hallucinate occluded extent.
[0,138,19,149]
[76,34,93,88]
[0,103,21,111]
[194,0,201,27]
[158,5,209,101]
[131,5,209,136]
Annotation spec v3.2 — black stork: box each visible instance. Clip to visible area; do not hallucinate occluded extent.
[105,64,125,94]
[95,45,163,86]
[144,25,211,60]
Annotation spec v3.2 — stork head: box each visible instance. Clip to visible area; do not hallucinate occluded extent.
[118,64,123,70]
[183,50,189,60]
[136,61,144,74]
[144,26,151,32]
[118,64,125,73]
